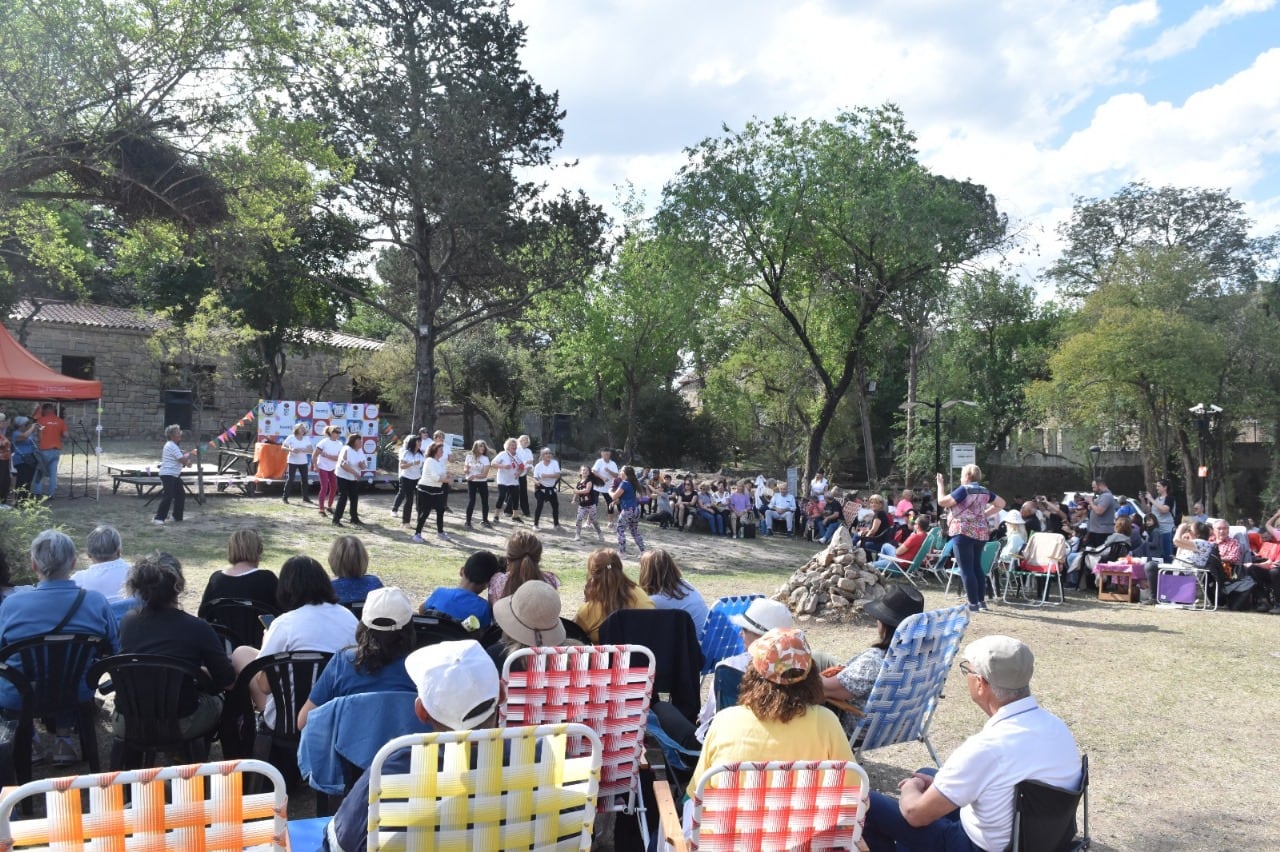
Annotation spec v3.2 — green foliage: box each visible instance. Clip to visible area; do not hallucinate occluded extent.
[0,498,57,586]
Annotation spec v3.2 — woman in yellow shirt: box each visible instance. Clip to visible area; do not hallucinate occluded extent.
[573,548,655,642]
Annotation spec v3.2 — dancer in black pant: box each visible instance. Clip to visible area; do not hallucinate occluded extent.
[391,435,424,525]
[462,440,492,529]
[281,423,314,504]
[532,446,562,528]
[331,433,367,527]
[412,440,450,542]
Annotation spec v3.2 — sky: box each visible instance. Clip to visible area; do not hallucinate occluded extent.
[512,0,1280,283]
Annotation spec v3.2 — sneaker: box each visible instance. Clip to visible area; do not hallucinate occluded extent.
[481,520,493,529]
[437,532,449,541]
[411,534,424,543]
[969,604,981,613]
[465,522,475,530]
[979,601,990,611]
[52,736,80,765]
[572,534,582,542]
[1270,605,1280,615]
[151,519,165,526]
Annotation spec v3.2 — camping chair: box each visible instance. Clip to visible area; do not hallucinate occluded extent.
[1157,557,1220,611]
[297,690,428,815]
[0,662,34,811]
[0,759,289,852]
[599,608,703,722]
[236,650,332,787]
[687,761,871,851]
[0,633,109,773]
[850,603,970,766]
[1007,754,1090,852]
[943,541,1001,600]
[88,652,222,770]
[697,595,763,676]
[1003,533,1069,606]
[366,725,602,852]
[879,528,942,588]
[199,597,279,648]
[411,612,471,648]
[500,645,654,847]
[712,665,744,714]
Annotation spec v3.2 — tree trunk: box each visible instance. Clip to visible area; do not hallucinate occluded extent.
[413,209,438,432]
[855,360,878,484]
[622,379,638,464]
[805,368,858,492]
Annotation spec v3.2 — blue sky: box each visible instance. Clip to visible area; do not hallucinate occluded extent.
[514,0,1280,281]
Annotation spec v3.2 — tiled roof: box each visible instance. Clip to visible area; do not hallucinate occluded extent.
[9,299,383,351]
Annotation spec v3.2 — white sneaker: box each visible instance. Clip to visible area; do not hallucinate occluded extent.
[572,534,581,542]
[151,519,165,526]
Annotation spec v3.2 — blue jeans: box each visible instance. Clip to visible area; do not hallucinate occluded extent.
[697,508,723,535]
[1159,530,1173,563]
[863,781,977,852]
[873,543,899,570]
[32,448,60,497]
[953,535,986,608]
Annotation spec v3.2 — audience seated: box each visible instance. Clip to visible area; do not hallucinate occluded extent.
[322,640,501,852]
[486,579,573,672]
[488,530,559,602]
[327,536,382,605]
[0,529,119,764]
[230,555,357,728]
[116,552,234,740]
[694,598,792,742]
[764,481,797,537]
[873,517,931,571]
[420,551,502,626]
[298,587,417,730]
[72,525,131,604]
[199,528,278,614]
[638,549,709,633]
[573,548,654,642]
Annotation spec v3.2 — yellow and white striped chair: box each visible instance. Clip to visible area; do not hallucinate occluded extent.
[364,724,602,852]
[0,759,288,852]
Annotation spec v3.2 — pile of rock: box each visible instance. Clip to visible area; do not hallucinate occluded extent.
[773,526,890,622]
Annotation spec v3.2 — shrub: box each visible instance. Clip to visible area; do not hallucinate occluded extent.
[0,497,57,585]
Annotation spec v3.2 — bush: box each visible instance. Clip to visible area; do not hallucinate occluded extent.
[0,498,57,585]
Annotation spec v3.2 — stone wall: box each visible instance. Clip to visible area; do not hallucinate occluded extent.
[3,321,364,441]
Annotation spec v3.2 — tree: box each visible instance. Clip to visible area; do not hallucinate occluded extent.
[661,105,1007,483]
[291,0,606,430]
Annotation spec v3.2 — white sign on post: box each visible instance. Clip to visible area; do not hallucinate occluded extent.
[786,467,798,498]
[950,443,977,470]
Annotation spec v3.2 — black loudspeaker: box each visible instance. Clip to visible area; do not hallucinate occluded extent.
[553,413,572,444]
[163,389,194,430]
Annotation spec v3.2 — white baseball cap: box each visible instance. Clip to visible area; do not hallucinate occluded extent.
[361,587,414,632]
[729,598,794,635]
[404,640,499,730]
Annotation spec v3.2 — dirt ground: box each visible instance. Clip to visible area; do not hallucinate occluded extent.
[14,443,1280,850]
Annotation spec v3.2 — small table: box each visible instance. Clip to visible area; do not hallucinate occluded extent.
[1094,561,1142,603]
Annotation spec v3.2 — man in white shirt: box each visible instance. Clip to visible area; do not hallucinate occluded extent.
[862,636,1081,852]
[591,448,620,522]
[764,481,797,537]
[72,524,130,603]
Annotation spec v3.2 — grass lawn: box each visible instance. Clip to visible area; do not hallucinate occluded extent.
[21,443,1280,850]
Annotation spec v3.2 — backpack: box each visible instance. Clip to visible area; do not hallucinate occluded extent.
[1223,576,1257,612]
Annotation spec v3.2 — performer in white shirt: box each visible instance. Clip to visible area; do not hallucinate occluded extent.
[491,437,523,523]
[281,423,314,504]
[516,434,535,519]
[591,448,620,523]
[531,447,563,528]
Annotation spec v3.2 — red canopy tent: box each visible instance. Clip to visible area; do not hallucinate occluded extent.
[0,323,104,497]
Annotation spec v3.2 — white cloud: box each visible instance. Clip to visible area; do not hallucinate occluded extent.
[1139,0,1277,61]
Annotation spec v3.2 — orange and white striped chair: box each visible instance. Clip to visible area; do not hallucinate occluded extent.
[689,760,871,851]
[500,645,655,845]
[365,724,602,851]
[0,759,288,852]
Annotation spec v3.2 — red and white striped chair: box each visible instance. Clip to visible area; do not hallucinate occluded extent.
[689,760,870,851]
[0,759,288,852]
[501,644,655,845]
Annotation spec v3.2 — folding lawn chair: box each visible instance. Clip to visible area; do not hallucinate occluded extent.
[1003,532,1069,606]
[850,603,970,766]
[943,541,1001,600]
[365,725,602,851]
[879,528,942,588]
[0,759,289,852]
[687,760,871,851]
[500,644,655,847]
[698,595,762,676]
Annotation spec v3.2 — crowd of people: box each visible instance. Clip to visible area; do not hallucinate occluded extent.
[0,516,1086,851]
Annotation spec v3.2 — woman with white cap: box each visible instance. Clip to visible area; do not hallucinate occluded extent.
[296,586,417,729]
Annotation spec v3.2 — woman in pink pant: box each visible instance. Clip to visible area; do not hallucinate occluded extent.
[311,424,344,515]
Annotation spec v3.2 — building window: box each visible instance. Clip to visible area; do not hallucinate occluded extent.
[61,356,95,380]
[161,363,217,407]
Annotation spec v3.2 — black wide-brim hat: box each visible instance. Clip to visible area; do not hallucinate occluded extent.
[865,583,925,628]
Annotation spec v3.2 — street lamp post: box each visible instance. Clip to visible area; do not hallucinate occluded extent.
[900,397,978,475]
[1189,403,1222,511]
[1088,445,1101,480]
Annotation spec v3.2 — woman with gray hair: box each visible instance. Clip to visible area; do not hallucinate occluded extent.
[71,525,130,604]
[153,424,192,526]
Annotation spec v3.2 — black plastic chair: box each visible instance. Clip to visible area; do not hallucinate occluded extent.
[236,650,332,787]
[411,613,471,648]
[88,653,221,770]
[208,622,241,657]
[0,633,109,772]
[199,597,280,648]
[0,661,34,811]
[1007,754,1090,852]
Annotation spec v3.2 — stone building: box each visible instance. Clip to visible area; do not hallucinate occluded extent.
[4,300,384,441]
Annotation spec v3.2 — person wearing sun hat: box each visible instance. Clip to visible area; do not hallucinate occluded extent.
[323,639,502,852]
[297,587,417,730]
[822,583,925,736]
[487,578,571,671]
[861,635,1080,852]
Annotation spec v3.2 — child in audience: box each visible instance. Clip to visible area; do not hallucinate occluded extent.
[421,551,503,627]
[328,535,383,605]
